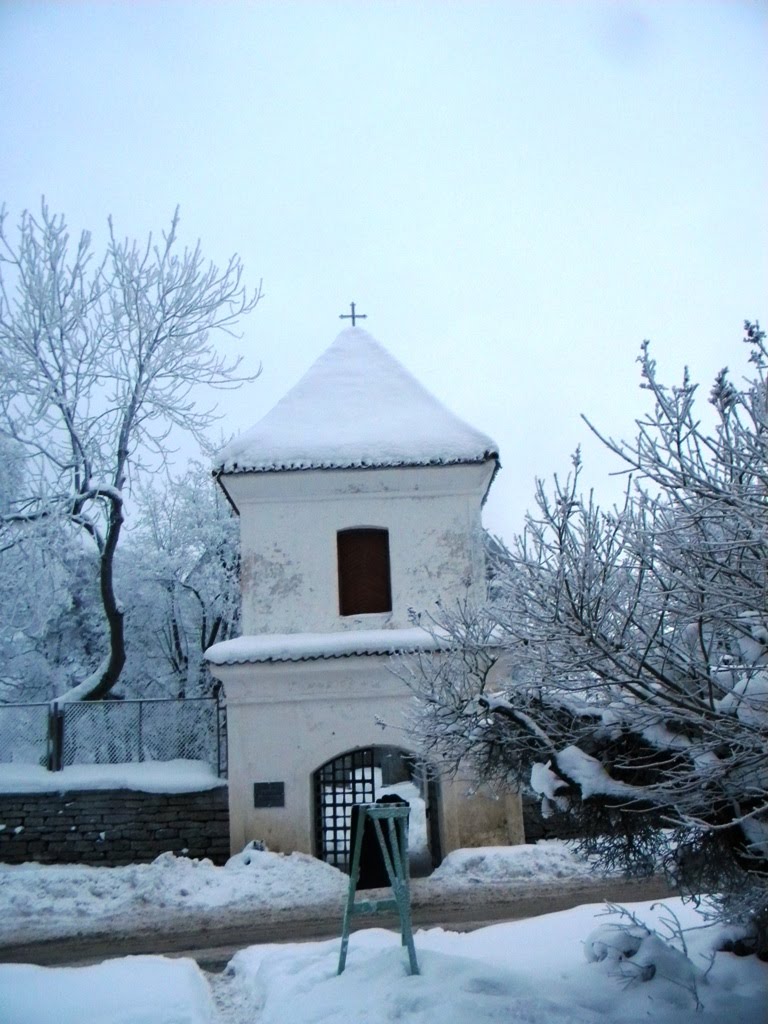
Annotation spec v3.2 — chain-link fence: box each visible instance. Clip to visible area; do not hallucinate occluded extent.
[0,702,50,765]
[0,696,226,776]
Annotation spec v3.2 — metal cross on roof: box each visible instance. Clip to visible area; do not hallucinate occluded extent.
[339,302,367,327]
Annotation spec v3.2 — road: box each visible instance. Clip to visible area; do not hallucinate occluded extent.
[1,874,675,972]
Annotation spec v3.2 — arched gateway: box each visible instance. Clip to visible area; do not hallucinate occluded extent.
[205,324,525,862]
[314,745,440,875]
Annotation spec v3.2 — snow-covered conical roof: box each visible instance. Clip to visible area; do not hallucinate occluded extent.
[215,326,498,473]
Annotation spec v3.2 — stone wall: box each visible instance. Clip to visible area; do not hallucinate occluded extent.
[0,786,230,866]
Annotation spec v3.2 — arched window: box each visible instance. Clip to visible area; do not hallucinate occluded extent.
[337,528,392,616]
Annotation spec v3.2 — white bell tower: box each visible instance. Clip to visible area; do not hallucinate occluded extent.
[206,322,524,865]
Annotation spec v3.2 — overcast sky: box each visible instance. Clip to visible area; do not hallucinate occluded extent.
[2,1,766,538]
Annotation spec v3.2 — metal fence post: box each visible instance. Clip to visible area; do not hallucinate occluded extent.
[47,701,64,772]
[138,700,143,762]
[214,684,223,778]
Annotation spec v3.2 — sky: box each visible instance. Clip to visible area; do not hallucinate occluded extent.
[1,0,766,538]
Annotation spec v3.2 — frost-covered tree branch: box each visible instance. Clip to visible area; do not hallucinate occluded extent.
[409,323,768,947]
[0,202,260,701]
[125,460,240,698]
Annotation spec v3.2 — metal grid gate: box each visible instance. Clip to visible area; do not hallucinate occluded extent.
[314,747,376,871]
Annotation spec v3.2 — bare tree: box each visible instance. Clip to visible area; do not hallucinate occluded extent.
[0,202,261,701]
[0,516,102,703]
[408,323,768,946]
[125,458,240,698]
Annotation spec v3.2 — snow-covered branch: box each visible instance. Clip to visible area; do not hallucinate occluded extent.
[408,323,768,946]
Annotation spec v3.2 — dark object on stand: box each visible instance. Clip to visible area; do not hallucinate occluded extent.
[352,794,408,890]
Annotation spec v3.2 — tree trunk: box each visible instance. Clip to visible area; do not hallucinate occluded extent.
[77,498,126,701]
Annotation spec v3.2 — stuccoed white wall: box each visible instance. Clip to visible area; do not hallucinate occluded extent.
[209,656,523,858]
[212,657,412,855]
[218,462,495,636]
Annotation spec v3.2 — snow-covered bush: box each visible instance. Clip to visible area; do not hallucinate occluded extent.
[584,923,648,964]
[584,903,714,1010]
[408,323,768,949]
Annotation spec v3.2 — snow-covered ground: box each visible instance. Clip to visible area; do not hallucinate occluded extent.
[1,842,765,1023]
[0,840,601,947]
[1,845,346,946]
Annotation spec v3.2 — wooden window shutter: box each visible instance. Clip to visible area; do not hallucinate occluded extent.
[337,528,392,616]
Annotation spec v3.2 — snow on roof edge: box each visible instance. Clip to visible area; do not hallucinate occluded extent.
[205,628,447,666]
[215,450,499,476]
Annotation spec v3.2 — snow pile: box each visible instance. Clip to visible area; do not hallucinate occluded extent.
[225,899,766,1024]
[0,759,224,794]
[232,931,594,1024]
[431,840,603,884]
[0,956,214,1024]
[0,841,615,947]
[0,847,347,946]
[215,327,498,474]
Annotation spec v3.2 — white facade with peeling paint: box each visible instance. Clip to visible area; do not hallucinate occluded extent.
[223,462,492,636]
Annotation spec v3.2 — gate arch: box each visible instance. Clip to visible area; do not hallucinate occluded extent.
[312,745,440,875]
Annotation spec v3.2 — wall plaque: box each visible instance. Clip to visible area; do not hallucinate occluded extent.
[253,782,285,808]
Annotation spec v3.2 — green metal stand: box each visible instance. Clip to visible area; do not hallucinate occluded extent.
[337,803,419,975]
